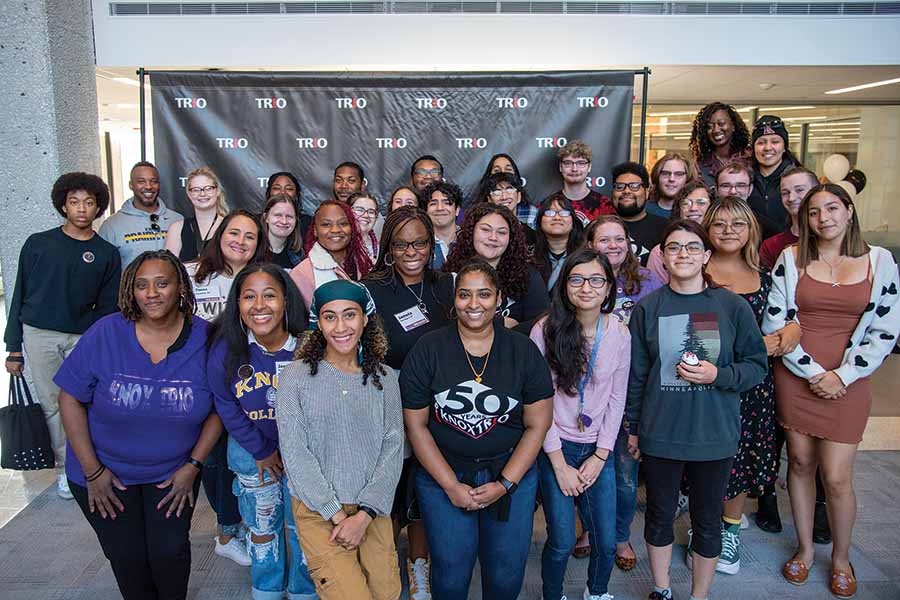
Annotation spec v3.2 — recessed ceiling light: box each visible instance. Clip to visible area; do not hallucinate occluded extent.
[112,77,140,87]
[825,77,900,95]
[758,106,816,111]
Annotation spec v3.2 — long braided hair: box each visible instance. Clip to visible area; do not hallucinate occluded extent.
[303,200,374,280]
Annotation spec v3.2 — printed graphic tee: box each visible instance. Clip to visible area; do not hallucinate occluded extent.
[54,313,213,486]
[186,263,235,323]
[400,324,554,461]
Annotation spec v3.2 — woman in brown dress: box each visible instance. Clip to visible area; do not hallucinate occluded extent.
[763,184,900,599]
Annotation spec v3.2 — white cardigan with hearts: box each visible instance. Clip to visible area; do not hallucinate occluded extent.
[762,245,900,387]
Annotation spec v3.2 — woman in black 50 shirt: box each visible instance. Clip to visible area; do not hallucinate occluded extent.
[401,259,553,600]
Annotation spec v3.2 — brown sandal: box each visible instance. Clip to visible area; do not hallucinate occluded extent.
[830,563,857,598]
[782,555,813,586]
[572,544,591,559]
[615,542,637,571]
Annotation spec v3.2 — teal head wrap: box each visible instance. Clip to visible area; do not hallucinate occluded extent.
[308,279,376,331]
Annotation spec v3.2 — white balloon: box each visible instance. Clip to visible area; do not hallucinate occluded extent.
[823,154,851,183]
[837,180,857,201]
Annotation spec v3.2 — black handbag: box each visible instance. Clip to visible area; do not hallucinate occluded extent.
[0,376,56,470]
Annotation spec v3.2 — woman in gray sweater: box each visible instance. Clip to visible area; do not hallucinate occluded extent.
[276,279,403,600]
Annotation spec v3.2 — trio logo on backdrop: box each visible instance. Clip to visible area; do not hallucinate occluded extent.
[376,138,408,149]
[216,137,249,149]
[455,137,488,149]
[577,96,610,108]
[415,97,448,110]
[174,97,207,109]
[536,137,568,149]
[255,97,288,109]
[335,97,368,109]
[296,137,329,149]
[495,96,528,108]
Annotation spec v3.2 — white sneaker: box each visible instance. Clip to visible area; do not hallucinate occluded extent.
[57,474,74,500]
[407,557,431,600]
[583,588,614,600]
[214,535,251,566]
[740,513,750,530]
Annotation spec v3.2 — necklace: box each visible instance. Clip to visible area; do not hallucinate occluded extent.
[821,254,845,287]
[404,280,428,314]
[463,340,492,384]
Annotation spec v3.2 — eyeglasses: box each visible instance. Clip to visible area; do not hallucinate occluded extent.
[351,206,378,218]
[613,182,644,192]
[188,185,218,195]
[567,275,608,289]
[391,239,430,252]
[717,182,750,193]
[544,209,572,218]
[414,168,442,177]
[680,197,710,209]
[149,213,160,232]
[561,160,590,169]
[490,188,518,197]
[660,170,687,179]
[709,220,749,234]
[663,241,705,255]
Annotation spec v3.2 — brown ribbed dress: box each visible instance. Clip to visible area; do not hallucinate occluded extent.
[774,273,873,443]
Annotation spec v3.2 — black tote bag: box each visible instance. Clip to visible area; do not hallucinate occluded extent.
[0,376,56,470]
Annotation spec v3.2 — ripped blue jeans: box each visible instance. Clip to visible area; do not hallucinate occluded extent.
[613,424,640,544]
[227,437,317,600]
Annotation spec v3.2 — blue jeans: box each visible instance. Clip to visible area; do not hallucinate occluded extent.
[415,463,538,600]
[227,437,317,600]
[613,425,639,544]
[538,441,616,599]
[201,432,242,536]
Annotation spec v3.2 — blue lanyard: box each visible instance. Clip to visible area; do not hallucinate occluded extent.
[576,316,604,427]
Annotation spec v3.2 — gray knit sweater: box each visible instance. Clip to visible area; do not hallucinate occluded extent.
[276,360,403,519]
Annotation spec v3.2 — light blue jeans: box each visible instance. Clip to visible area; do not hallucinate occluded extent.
[227,437,317,600]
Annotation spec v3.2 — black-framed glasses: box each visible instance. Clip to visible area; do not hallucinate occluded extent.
[391,239,430,252]
[149,213,160,232]
[561,159,590,169]
[351,206,378,218]
[613,182,644,192]
[567,275,608,289]
[717,182,750,193]
[544,209,572,218]
[663,241,705,255]
[188,185,218,194]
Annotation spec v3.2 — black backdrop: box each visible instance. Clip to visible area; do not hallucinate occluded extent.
[149,70,636,217]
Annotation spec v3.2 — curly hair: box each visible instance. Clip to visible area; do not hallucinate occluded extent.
[118,250,195,322]
[419,180,463,210]
[51,172,111,218]
[473,172,524,207]
[558,139,592,163]
[194,209,268,284]
[533,193,584,284]
[689,102,751,165]
[296,316,389,390]
[303,200,374,280]
[443,203,531,302]
[584,215,646,296]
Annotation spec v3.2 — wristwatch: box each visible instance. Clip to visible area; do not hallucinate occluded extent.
[497,475,518,496]
[358,505,378,520]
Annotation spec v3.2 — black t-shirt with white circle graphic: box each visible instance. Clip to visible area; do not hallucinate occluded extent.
[400,323,554,462]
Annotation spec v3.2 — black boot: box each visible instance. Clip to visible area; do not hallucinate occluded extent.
[813,501,832,544]
[755,491,783,533]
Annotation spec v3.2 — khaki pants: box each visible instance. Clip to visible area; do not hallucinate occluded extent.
[22,324,81,467]
[292,498,401,600]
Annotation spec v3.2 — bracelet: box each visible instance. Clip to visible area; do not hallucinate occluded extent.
[86,465,107,482]
[85,464,105,481]
[5,356,24,363]
[593,452,607,461]
[187,457,204,471]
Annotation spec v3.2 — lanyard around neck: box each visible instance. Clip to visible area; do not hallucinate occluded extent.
[576,316,604,420]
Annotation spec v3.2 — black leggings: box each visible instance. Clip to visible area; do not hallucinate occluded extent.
[71,478,201,600]
[643,454,733,559]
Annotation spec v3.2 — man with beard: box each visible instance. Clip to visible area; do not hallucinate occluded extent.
[332,161,366,203]
[410,155,444,194]
[610,161,667,266]
[646,152,695,219]
[99,162,183,268]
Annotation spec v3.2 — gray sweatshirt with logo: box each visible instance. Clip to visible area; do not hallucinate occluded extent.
[98,197,182,268]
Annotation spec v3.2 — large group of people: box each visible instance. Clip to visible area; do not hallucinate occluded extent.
[4,102,899,600]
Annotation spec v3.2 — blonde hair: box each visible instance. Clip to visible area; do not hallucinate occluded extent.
[702,196,761,271]
[796,183,869,269]
[558,139,592,163]
[186,166,229,216]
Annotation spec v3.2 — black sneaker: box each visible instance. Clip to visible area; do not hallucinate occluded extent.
[649,592,673,600]
[756,493,783,533]
[813,501,832,544]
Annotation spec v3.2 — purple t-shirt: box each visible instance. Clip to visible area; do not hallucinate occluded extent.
[614,267,664,325]
[53,313,213,486]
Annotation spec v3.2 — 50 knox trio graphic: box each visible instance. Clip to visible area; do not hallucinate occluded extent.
[433,380,520,439]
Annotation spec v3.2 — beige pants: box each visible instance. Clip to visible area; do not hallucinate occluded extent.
[292,499,401,600]
[22,324,81,467]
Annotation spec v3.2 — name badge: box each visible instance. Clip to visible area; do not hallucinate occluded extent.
[395,305,430,332]
[275,361,291,379]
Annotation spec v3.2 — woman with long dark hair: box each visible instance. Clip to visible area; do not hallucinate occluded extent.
[532,193,584,290]
[476,153,536,228]
[401,260,554,600]
[689,102,752,189]
[475,172,538,245]
[443,203,548,331]
[627,220,767,600]
[290,200,374,306]
[277,280,404,600]
[531,249,630,600]
[763,184,900,598]
[206,263,315,599]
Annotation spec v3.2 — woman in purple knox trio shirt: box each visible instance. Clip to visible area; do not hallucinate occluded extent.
[56,250,222,600]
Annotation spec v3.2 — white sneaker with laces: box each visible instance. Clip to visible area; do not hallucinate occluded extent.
[214,535,251,566]
[57,474,74,500]
[407,557,431,600]
[583,587,614,600]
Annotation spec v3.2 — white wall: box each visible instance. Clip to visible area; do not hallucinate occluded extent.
[92,7,900,68]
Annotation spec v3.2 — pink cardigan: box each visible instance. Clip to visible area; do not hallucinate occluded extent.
[289,258,350,307]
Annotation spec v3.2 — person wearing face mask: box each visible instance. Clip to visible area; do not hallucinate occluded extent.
[532,193,585,290]
[548,140,614,224]
[479,172,537,248]
[277,280,404,600]
[165,167,229,261]
[760,167,819,269]
[646,152,697,219]
[265,171,311,241]
[609,162,668,266]
[478,154,537,229]
[262,194,305,269]
[646,181,714,283]
[627,220,767,600]
[348,192,381,262]
[99,162,183,268]
[689,103,752,189]
[762,184,900,599]
[748,116,801,232]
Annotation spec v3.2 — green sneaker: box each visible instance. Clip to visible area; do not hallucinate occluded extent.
[717,524,741,575]
[685,529,694,570]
